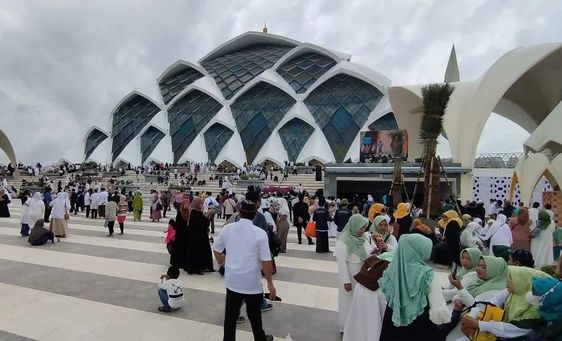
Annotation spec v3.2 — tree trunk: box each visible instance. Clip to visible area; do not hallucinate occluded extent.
[423,139,441,218]
[391,158,403,206]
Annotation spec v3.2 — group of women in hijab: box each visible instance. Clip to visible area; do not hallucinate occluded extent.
[335,213,404,340]
[169,197,214,274]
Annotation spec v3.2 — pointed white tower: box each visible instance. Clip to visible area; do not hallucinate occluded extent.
[444,45,460,83]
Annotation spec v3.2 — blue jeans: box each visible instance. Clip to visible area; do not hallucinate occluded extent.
[158,288,171,311]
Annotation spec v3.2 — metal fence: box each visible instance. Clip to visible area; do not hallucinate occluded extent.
[473,152,524,168]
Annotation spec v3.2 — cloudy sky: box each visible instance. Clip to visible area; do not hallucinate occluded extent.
[0,0,559,164]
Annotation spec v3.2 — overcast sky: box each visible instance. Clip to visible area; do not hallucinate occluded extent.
[0,0,559,164]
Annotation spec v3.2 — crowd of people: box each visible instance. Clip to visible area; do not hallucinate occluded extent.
[3,164,562,341]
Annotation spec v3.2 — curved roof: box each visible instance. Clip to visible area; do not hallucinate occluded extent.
[0,129,16,164]
[199,31,299,63]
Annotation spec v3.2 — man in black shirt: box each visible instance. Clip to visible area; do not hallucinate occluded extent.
[333,198,352,236]
[292,194,313,245]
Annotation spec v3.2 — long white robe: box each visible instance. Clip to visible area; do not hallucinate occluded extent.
[531,221,555,267]
[343,284,387,341]
[334,239,374,333]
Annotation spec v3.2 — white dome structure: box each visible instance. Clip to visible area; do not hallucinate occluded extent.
[84,31,393,167]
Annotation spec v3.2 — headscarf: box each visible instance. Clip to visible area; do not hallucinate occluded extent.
[504,266,550,321]
[119,195,127,204]
[191,197,203,211]
[368,203,385,222]
[372,215,389,238]
[393,202,410,219]
[339,214,369,261]
[487,213,508,237]
[378,234,434,327]
[438,210,463,229]
[532,276,562,322]
[466,256,508,298]
[466,221,480,233]
[456,248,482,279]
[537,210,551,230]
[180,198,190,221]
[413,218,432,235]
[28,192,45,218]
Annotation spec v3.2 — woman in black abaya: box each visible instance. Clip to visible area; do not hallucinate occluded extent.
[170,198,190,270]
[185,197,215,274]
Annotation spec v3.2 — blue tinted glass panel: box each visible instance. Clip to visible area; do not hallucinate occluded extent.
[111,94,160,161]
[203,123,234,163]
[276,52,337,93]
[201,45,293,100]
[277,118,314,162]
[231,82,296,164]
[85,128,108,160]
[304,74,383,162]
[159,65,204,104]
[368,112,398,131]
[140,126,165,163]
[167,90,222,163]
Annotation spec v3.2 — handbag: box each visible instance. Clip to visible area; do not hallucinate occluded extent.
[305,220,316,238]
[466,302,505,341]
[353,255,390,291]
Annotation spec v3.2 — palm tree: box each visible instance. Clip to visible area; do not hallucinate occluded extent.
[420,83,454,218]
[389,130,405,206]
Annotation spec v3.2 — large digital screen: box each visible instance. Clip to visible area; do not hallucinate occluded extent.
[359,130,408,162]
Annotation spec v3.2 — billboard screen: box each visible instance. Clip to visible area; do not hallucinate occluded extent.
[359,130,408,163]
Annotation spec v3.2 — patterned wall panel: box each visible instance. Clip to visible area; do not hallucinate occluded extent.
[140,126,165,163]
[368,112,398,131]
[203,123,234,163]
[111,94,160,161]
[201,45,293,100]
[167,90,223,163]
[159,65,204,105]
[85,128,108,161]
[472,176,552,206]
[276,52,337,94]
[231,82,296,164]
[277,118,315,162]
[304,74,383,162]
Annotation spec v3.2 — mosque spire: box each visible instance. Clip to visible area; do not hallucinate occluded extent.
[262,19,268,33]
[444,45,460,83]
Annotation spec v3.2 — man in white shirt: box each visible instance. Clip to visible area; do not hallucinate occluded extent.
[97,187,108,218]
[213,200,276,341]
[528,202,540,230]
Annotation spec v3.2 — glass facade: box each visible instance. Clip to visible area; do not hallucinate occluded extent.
[304,74,383,162]
[201,45,293,100]
[85,128,108,160]
[167,90,223,163]
[231,82,296,164]
[277,118,315,162]
[111,94,160,161]
[203,123,234,163]
[276,52,337,94]
[159,65,204,104]
[140,126,165,163]
[368,112,398,131]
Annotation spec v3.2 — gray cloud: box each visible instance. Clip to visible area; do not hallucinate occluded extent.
[0,0,558,164]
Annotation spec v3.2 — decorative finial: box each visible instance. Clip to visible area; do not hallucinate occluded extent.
[262,19,268,33]
[444,45,460,83]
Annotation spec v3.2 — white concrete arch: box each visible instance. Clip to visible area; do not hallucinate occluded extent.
[157,60,209,83]
[199,31,299,63]
[226,71,297,105]
[0,129,17,165]
[305,61,391,97]
[166,80,225,110]
[82,125,110,162]
[525,100,562,153]
[110,90,162,115]
[271,43,342,70]
[139,123,166,138]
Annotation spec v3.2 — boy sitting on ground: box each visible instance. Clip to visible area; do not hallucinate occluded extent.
[157,266,184,313]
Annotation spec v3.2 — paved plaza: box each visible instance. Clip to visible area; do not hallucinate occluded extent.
[0,203,340,341]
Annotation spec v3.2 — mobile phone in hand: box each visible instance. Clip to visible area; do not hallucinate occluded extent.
[451,262,458,280]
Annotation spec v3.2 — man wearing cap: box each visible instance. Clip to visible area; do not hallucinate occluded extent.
[212,200,276,341]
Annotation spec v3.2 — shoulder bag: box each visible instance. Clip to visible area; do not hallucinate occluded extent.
[353,256,389,291]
